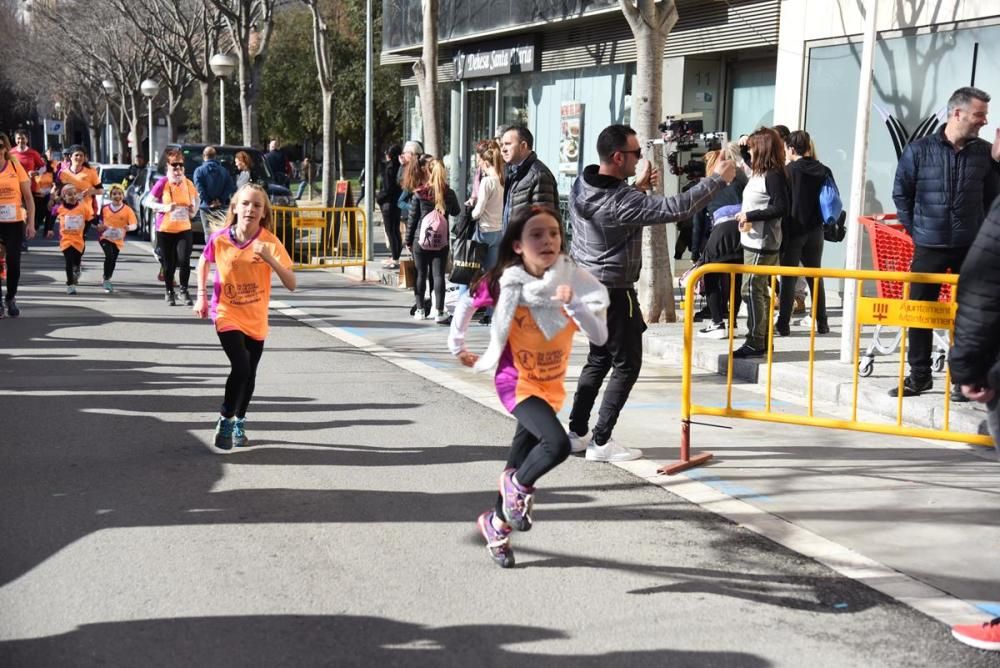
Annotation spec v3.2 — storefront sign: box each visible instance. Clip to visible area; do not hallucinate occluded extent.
[559,102,583,176]
[453,39,538,80]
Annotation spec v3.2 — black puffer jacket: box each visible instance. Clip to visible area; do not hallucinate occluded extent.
[892,128,1000,249]
[405,185,461,248]
[784,157,830,238]
[949,197,1000,390]
[504,152,558,226]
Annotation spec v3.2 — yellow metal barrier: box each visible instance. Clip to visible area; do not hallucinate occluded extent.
[661,263,993,475]
[271,205,367,272]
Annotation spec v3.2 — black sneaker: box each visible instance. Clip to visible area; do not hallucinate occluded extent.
[733,343,766,358]
[887,376,932,397]
[180,288,194,306]
[166,290,177,306]
[950,385,971,403]
[693,307,712,323]
[210,416,235,454]
[5,299,19,318]
[479,315,492,326]
[775,322,790,337]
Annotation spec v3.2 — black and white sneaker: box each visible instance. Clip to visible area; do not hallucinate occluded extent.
[732,343,766,358]
[697,321,727,339]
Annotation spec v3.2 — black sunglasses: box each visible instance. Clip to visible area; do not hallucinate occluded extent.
[617,149,642,159]
[169,162,185,168]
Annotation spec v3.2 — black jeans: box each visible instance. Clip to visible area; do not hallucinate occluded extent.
[778,226,827,328]
[908,245,969,381]
[569,287,645,446]
[158,230,193,292]
[218,329,265,419]
[412,244,447,312]
[0,223,25,299]
[63,247,83,284]
[100,240,120,280]
[494,396,571,517]
[381,204,402,261]
[704,271,743,325]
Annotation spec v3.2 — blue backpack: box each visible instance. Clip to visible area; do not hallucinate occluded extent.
[818,174,843,226]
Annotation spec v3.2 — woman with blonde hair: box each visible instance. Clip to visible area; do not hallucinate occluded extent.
[465,140,506,324]
[405,156,460,323]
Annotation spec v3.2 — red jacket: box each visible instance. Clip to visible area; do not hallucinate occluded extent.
[12,147,46,193]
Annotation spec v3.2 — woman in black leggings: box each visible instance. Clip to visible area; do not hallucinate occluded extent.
[405,156,459,323]
[150,148,199,306]
[0,134,37,317]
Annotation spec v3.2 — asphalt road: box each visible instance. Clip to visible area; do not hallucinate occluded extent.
[0,239,995,667]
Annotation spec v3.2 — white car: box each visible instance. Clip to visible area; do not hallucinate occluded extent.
[94,163,131,211]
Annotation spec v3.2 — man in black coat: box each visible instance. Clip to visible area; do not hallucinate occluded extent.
[499,126,558,232]
[890,86,1000,399]
[949,197,1000,451]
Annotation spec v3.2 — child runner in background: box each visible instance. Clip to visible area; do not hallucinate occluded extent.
[96,184,137,293]
[448,205,609,568]
[48,184,92,294]
[193,183,296,454]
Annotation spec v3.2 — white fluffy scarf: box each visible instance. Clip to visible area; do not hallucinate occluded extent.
[475,256,609,373]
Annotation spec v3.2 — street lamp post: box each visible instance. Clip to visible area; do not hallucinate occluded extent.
[102,79,115,163]
[140,79,160,164]
[209,54,237,145]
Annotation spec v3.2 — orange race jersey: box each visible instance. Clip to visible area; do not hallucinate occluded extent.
[0,159,29,223]
[100,203,137,249]
[159,179,198,233]
[204,226,292,341]
[472,285,579,413]
[57,166,101,214]
[57,201,94,252]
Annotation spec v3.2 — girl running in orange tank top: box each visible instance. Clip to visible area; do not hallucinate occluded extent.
[448,205,609,567]
[96,184,138,293]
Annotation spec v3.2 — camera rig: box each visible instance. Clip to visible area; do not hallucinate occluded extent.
[647,113,728,179]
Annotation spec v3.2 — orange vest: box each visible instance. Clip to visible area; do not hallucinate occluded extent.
[160,179,197,233]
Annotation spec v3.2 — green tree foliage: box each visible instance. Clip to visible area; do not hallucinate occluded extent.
[255,0,402,153]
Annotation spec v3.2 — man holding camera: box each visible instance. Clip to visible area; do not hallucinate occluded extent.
[566,124,736,462]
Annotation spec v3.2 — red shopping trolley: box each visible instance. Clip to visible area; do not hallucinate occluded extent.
[857,214,952,377]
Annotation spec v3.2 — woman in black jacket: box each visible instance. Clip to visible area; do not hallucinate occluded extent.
[376,145,403,269]
[406,156,460,323]
[777,130,830,336]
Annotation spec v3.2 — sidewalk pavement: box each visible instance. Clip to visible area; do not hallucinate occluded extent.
[322,258,1000,628]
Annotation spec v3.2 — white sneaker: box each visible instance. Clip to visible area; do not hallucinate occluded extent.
[586,438,643,462]
[697,322,728,339]
[412,309,426,320]
[567,427,591,453]
[429,307,441,319]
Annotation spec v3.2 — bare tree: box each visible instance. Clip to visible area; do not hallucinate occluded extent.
[620,0,679,322]
[302,0,340,206]
[205,0,279,147]
[412,0,440,156]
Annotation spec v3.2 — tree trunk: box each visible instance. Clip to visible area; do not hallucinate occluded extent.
[320,90,335,206]
[199,80,212,144]
[413,0,440,156]
[88,125,101,163]
[621,0,679,323]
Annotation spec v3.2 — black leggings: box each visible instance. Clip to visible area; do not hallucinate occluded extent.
[217,329,265,419]
[381,204,402,261]
[494,396,572,517]
[63,247,83,285]
[100,240,120,280]
[704,271,743,325]
[0,223,25,299]
[412,244,447,312]
[159,230,193,292]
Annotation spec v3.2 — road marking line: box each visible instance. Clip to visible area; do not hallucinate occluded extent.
[271,298,992,627]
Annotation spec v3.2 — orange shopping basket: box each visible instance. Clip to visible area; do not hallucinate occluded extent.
[857,215,952,377]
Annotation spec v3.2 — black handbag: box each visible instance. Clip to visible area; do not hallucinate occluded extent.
[824,210,847,243]
[450,237,486,285]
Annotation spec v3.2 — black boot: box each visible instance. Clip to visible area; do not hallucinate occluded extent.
[166,290,177,306]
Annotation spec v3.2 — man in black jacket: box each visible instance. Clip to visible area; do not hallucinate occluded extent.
[949,196,1000,451]
[890,86,1000,399]
[499,126,558,232]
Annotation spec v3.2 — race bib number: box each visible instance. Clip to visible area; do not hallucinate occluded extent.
[103,227,125,241]
[0,204,16,221]
[170,207,191,222]
[64,215,84,231]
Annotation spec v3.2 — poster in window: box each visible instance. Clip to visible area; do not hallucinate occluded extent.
[559,101,583,175]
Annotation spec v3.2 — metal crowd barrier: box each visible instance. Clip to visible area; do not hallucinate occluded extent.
[662,263,994,475]
[271,206,367,272]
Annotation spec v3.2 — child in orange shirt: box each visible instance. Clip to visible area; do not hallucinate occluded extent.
[193,183,296,453]
[96,184,137,293]
[448,205,609,567]
[47,184,93,294]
